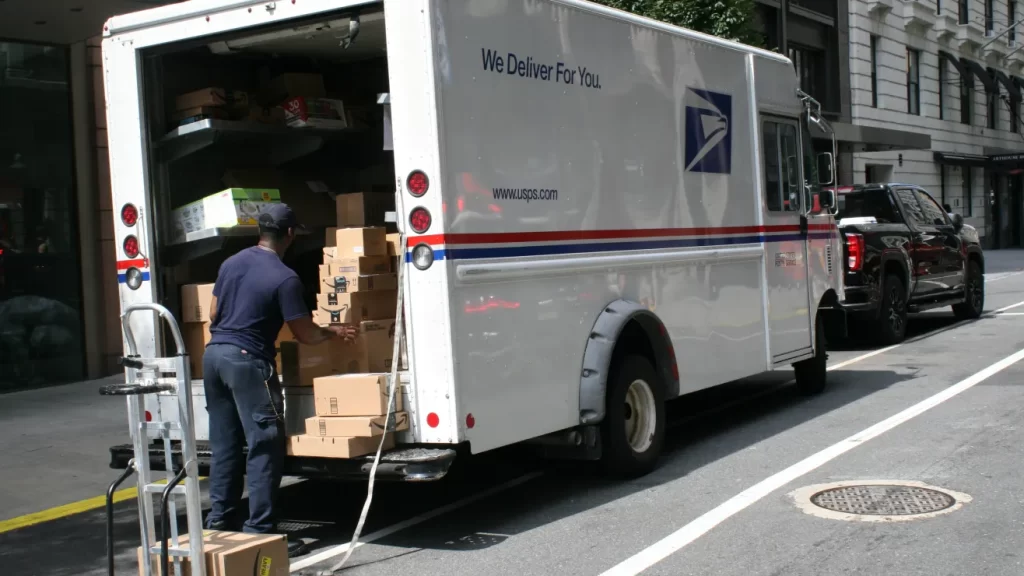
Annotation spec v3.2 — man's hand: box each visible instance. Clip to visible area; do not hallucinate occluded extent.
[326,324,358,342]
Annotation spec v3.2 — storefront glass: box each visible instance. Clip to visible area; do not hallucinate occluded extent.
[0,41,84,390]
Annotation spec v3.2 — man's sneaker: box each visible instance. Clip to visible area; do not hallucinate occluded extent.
[287,540,309,558]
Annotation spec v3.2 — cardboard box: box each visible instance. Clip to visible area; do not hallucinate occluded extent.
[306,412,409,438]
[180,283,215,323]
[136,530,288,576]
[336,192,395,228]
[262,72,326,103]
[319,271,398,294]
[287,433,394,458]
[321,253,391,273]
[315,291,397,325]
[329,227,387,257]
[274,324,296,374]
[386,233,401,256]
[333,319,395,373]
[172,188,280,243]
[171,106,235,123]
[248,104,286,125]
[279,340,343,387]
[314,373,402,417]
[183,323,211,379]
[282,97,347,129]
[221,170,335,229]
[174,87,248,112]
[325,226,339,247]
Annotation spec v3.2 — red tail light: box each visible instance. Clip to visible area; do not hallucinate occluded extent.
[409,207,432,234]
[407,170,429,197]
[121,203,138,227]
[845,233,864,272]
[123,235,140,258]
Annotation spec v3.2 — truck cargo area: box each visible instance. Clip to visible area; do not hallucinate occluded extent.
[124,4,427,475]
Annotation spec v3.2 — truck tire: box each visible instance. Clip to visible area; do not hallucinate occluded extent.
[952,260,984,320]
[794,314,827,395]
[601,354,665,478]
[876,273,908,345]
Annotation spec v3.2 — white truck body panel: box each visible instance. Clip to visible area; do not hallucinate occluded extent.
[102,0,840,456]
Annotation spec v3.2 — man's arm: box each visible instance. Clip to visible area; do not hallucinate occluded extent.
[209,295,218,323]
[278,276,356,345]
[287,315,356,345]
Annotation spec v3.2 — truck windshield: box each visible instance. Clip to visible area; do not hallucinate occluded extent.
[837,190,900,223]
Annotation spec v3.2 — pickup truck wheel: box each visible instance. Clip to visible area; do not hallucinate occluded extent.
[876,274,908,345]
[601,354,665,478]
[952,260,984,320]
[794,314,827,395]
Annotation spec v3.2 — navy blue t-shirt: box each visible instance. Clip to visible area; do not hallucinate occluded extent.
[208,246,308,362]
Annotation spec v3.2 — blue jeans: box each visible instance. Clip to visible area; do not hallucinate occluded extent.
[203,343,285,534]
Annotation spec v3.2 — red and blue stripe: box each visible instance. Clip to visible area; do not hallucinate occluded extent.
[116,258,151,284]
[405,224,836,262]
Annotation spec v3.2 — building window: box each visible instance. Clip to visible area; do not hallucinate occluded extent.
[870,36,879,108]
[960,0,970,24]
[938,57,945,120]
[907,48,921,115]
[1011,2,1018,45]
[961,76,973,124]
[788,45,826,106]
[988,88,999,129]
[962,167,973,217]
[986,0,995,34]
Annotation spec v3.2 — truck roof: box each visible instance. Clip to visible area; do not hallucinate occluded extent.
[103,0,792,66]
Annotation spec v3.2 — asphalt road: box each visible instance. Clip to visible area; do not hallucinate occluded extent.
[3,252,1024,576]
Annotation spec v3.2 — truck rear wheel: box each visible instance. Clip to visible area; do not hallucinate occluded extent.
[952,260,984,320]
[794,314,827,395]
[601,354,665,478]
[876,273,908,345]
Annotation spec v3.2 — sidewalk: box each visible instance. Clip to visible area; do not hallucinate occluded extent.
[0,375,132,522]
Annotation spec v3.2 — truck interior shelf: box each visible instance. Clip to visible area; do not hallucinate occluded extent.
[162,225,320,266]
[156,119,362,165]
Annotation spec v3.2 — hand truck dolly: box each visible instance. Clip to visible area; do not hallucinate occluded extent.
[100,303,206,576]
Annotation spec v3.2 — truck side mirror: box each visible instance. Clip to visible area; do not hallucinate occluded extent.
[817,152,834,186]
[951,212,964,232]
[817,189,836,212]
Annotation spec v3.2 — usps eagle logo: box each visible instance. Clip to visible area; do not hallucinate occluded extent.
[684,88,733,175]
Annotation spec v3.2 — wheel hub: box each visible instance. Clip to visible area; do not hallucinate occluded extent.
[624,379,657,453]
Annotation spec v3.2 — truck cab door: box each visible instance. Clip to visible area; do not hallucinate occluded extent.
[913,188,965,291]
[893,187,946,295]
[761,118,813,363]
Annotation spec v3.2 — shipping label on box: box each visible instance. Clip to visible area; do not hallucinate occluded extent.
[318,270,398,294]
[313,373,402,416]
[315,291,397,325]
[321,254,391,274]
[172,188,281,242]
[180,283,215,323]
[306,412,409,438]
[287,433,395,458]
[174,87,249,112]
[330,227,387,256]
[282,97,347,129]
[336,192,395,228]
[279,340,343,387]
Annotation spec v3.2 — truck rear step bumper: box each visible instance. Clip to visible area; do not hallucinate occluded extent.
[109,442,457,482]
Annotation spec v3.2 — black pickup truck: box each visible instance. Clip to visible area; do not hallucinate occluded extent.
[832,183,985,344]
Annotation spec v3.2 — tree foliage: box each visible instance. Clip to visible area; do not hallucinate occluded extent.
[595,0,765,48]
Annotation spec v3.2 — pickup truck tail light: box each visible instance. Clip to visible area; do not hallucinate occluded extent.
[845,233,864,272]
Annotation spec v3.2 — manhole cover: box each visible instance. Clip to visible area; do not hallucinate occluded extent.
[810,485,955,516]
[789,480,971,523]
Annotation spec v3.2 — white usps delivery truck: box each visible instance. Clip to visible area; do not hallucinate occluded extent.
[103,0,844,481]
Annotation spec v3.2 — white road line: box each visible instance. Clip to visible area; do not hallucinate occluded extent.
[994,300,1024,313]
[995,312,1024,316]
[598,346,1024,576]
[986,270,1024,283]
[290,471,544,572]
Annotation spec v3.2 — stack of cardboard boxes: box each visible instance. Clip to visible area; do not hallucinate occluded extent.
[180,283,216,378]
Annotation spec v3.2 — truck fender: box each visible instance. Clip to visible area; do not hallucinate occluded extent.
[579,300,679,425]
[881,250,913,293]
